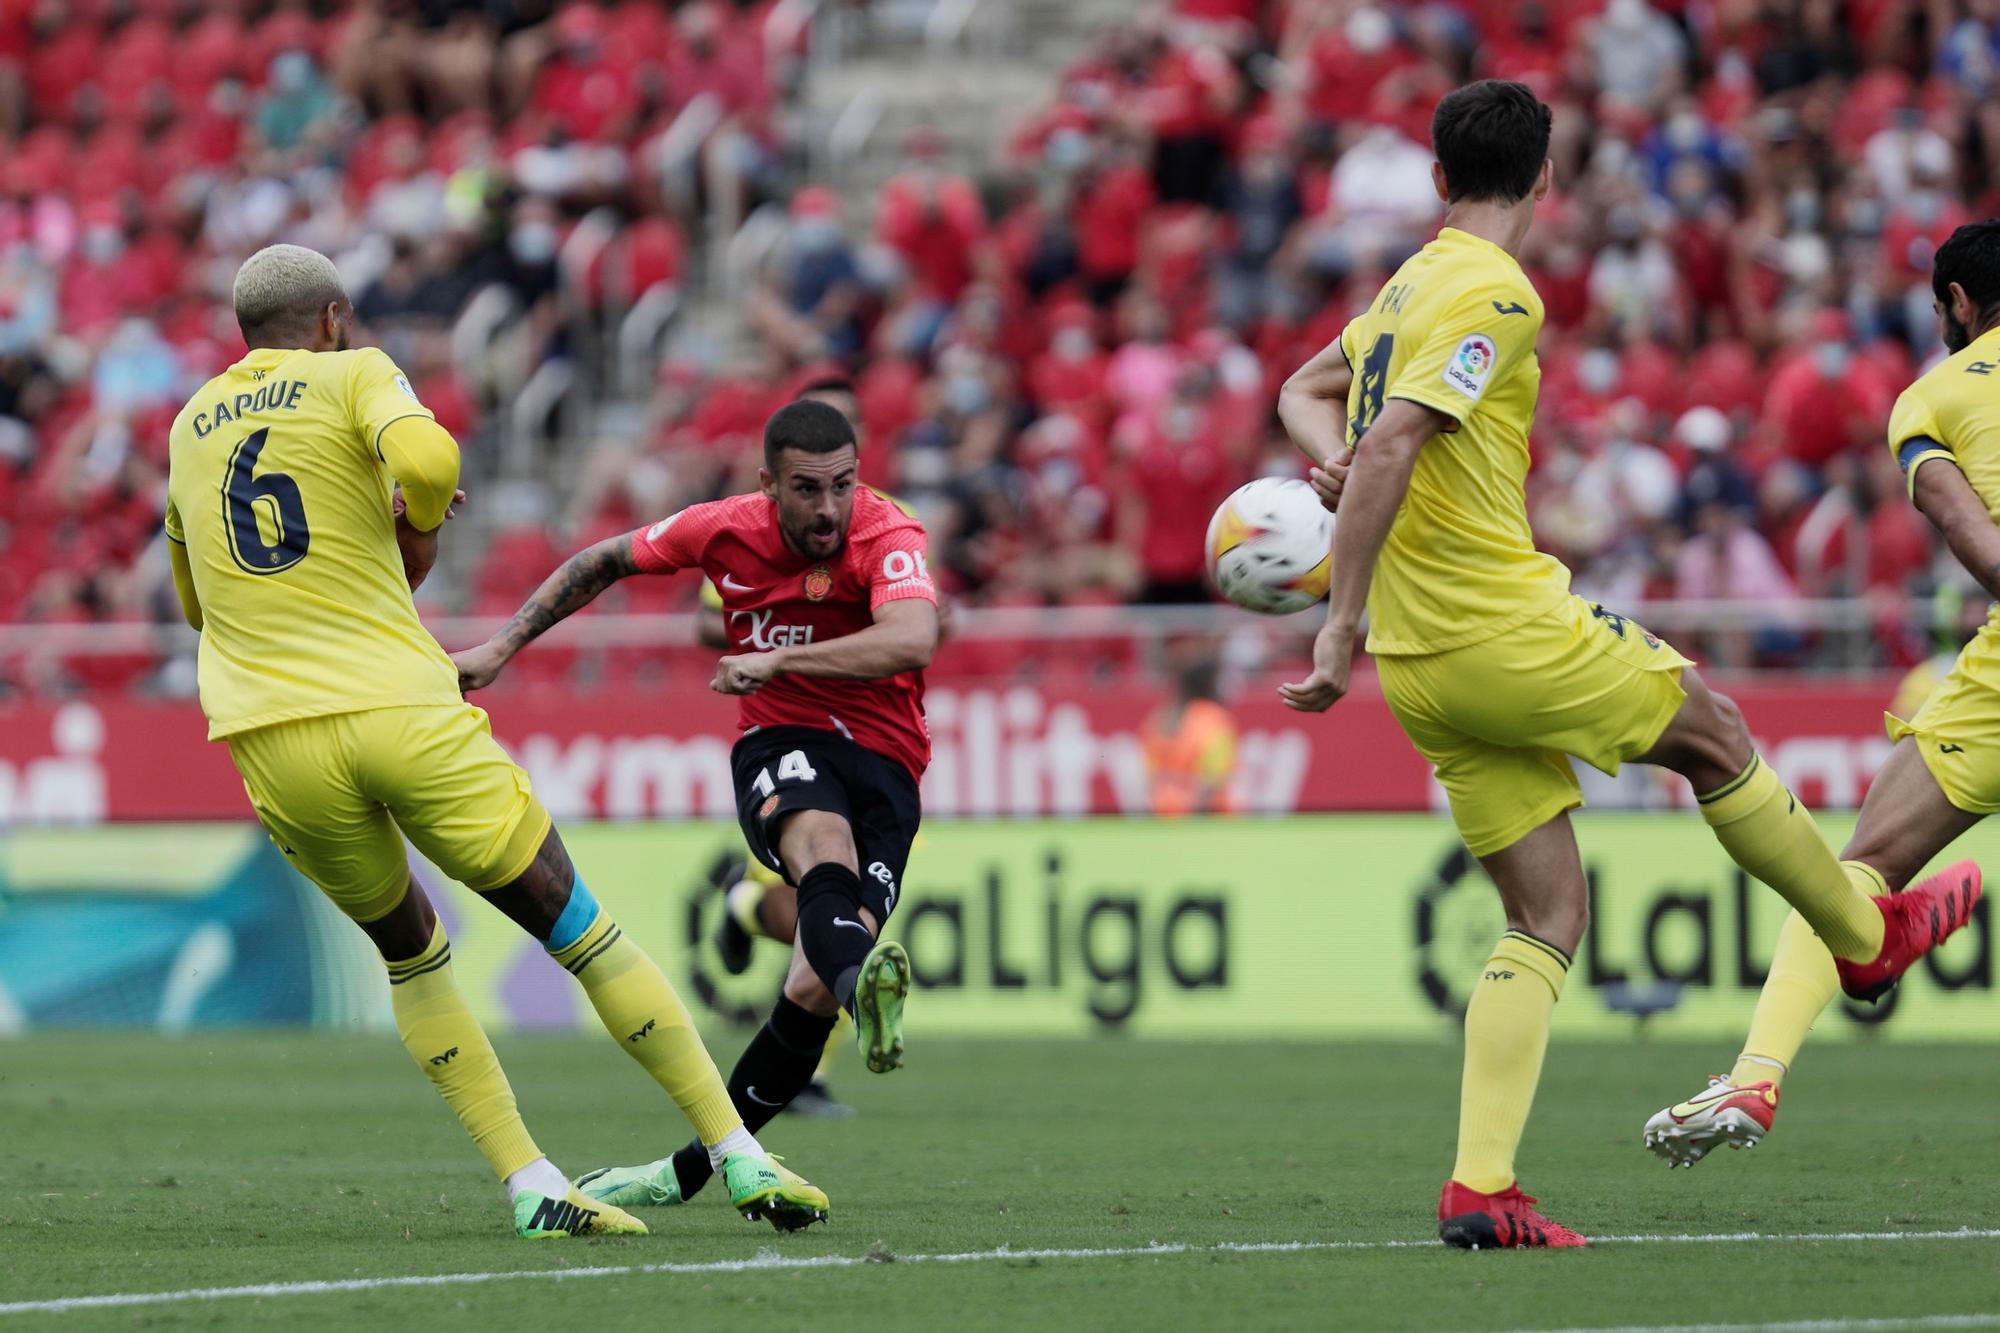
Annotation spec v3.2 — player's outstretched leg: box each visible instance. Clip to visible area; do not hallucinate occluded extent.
[580,809,902,1213]
[481,826,829,1231]
[1436,816,1588,1250]
[577,982,838,1217]
[1645,737,1984,1164]
[367,883,646,1238]
[1641,671,1982,994]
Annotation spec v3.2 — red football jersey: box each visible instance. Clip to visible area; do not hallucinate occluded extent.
[631,487,937,777]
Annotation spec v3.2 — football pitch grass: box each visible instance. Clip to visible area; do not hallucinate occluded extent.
[2,1034,1996,1331]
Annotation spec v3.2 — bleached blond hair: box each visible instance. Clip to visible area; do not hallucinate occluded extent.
[232,244,347,341]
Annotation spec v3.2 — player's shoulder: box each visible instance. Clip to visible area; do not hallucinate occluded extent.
[646,492,768,549]
[1913,339,2000,402]
[1417,230,1538,306]
[317,344,412,390]
[1893,347,1987,443]
[852,487,927,543]
[170,370,232,440]
[1446,260,1541,323]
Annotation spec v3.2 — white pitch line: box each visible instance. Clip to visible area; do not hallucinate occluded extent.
[3,1229,1997,1318]
[1529,1317,2000,1333]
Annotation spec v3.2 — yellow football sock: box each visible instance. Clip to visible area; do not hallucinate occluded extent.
[1452,930,1570,1194]
[815,1011,850,1080]
[726,878,772,941]
[387,921,542,1181]
[551,908,743,1145]
[1696,756,1883,962]
[1730,866,1864,1087]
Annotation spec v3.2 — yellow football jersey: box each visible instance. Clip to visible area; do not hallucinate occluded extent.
[1338,227,1569,655]
[165,345,461,739]
[1889,325,2000,519]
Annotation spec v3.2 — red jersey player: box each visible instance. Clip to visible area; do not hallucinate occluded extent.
[453,399,936,1216]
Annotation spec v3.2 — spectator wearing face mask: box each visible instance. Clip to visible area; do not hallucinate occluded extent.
[1118,361,1240,605]
[1217,115,1302,329]
[748,186,864,362]
[1759,310,1894,469]
[876,129,986,314]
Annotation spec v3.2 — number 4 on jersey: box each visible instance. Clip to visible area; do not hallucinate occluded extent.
[1350,334,1395,439]
[751,750,819,797]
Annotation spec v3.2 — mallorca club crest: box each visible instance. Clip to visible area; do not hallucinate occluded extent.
[804,566,834,602]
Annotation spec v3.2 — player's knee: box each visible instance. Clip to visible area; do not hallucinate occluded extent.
[1511,896,1587,957]
[1656,671,1752,784]
[782,962,840,1017]
[1704,685,1749,752]
[775,809,858,877]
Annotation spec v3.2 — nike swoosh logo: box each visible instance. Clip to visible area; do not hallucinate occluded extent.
[720,574,753,593]
[745,1086,783,1107]
[1667,1087,1745,1120]
[832,917,870,934]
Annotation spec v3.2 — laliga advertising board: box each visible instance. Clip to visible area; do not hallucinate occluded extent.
[7,815,1985,1039]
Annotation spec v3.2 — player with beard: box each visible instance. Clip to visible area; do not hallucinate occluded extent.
[705,377,873,1120]
[453,399,934,1214]
[1643,220,2000,1165]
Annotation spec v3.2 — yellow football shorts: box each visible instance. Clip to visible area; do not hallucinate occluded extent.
[1377,594,1693,857]
[226,703,553,923]
[1886,620,2000,814]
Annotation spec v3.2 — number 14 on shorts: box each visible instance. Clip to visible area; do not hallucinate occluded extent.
[751,750,818,798]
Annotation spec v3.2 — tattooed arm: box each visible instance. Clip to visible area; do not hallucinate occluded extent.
[450,534,641,692]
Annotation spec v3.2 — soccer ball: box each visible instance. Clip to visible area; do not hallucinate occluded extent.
[1204,478,1334,615]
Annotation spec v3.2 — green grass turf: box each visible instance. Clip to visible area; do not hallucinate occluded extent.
[1,1033,1996,1331]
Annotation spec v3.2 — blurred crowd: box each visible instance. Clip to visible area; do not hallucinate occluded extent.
[2,0,1998,695]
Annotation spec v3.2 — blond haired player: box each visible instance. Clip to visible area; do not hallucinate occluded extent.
[1645,221,2000,1164]
[165,244,826,1238]
[1277,82,1980,1249]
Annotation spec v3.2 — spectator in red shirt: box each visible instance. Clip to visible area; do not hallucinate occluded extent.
[530,5,638,145]
[1027,302,1111,427]
[1118,364,1240,603]
[876,128,986,307]
[1073,136,1157,307]
[1759,312,1895,470]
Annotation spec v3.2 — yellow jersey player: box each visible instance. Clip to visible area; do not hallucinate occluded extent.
[1645,221,2000,1166]
[166,244,826,1238]
[1276,81,1980,1249]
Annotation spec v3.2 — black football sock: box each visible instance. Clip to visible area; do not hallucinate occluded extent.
[795,862,876,1018]
[667,995,838,1200]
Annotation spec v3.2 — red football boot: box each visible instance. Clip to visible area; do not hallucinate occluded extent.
[1437,1181,1588,1249]
[1834,859,1983,1003]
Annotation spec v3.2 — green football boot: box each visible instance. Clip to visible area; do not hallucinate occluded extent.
[853,940,909,1074]
[723,1153,829,1232]
[513,1186,647,1238]
[573,1157,683,1210]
